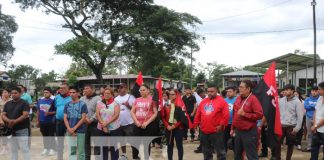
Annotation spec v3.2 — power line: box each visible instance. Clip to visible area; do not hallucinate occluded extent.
[199,28,324,35]
[202,0,291,23]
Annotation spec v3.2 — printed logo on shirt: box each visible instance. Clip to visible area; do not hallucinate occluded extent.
[204,103,214,115]
[228,103,233,112]
[40,104,51,112]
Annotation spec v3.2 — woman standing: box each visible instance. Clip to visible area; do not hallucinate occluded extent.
[161,89,184,160]
[131,84,158,160]
[0,88,11,154]
[96,87,121,160]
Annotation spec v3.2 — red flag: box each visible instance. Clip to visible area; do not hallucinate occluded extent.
[136,72,143,86]
[175,90,193,129]
[253,62,282,147]
[156,77,163,110]
[132,72,143,98]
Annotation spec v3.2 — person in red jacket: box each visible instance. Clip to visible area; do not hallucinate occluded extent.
[231,80,263,160]
[193,85,229,160]
[161,89,185,160]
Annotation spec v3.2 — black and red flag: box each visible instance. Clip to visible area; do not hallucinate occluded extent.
[253,62,282,148]
[132,72,143,98]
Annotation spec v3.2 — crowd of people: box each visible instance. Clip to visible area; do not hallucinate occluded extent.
[0,80,324,160]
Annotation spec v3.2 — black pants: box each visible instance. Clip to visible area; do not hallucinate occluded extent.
[224,124,234,152]
[260,126,268,156]
[165,128,184,160]
[234,127,258,160]
[40,122,55,150]
[56,120,66,160]
[311,132,324,160]
[120,124,139,159]
[85,121,100,160]
[134,123,156,160]
[201,131,226,160]
[272,126,296,160]
[98,128,122,160]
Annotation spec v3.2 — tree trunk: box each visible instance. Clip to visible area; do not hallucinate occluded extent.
[93,70,103,84]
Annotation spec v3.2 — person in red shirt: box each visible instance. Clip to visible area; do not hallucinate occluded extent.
[231,80,263,160]
[193,85,229,160]
[161,89,185,160]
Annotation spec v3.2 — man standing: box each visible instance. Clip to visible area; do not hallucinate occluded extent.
[274,84,303,160]
[194,85,229,160]
[36,87,56,156]
[2,86,30,160]
[231,80,263,160]
[310,82,324,160]
[303,86,319,152]
[53,83,72,160]
[182,87,197,141]
[224,86,237,152]
[81,84,102,160]
[114,83,137,160]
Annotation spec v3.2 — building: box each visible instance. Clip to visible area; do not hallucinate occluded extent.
[253,53,324,94]
[57,74,187,92]
[221,70,263,89]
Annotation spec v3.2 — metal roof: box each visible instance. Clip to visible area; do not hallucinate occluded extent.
[253,53,324,71]
[221,70,263,77]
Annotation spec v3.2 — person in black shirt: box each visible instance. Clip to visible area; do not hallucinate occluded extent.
[182,87,197,141]
[2,86,30,160]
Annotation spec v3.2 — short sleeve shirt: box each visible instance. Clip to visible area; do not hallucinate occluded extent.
[3,99,30,131]
[64,101,88,133]
[134,97,153,124]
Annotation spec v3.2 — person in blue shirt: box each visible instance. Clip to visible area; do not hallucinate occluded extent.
[303,86,319,151]
[224,86,237,152]
[64,86,88,160]
[36,87,56,156]
[53,83,72,160]
[17,85,33,122]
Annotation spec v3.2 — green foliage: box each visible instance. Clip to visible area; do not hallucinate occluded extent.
[7,64,40,81]
[0,12,18,66]
[67,75,78,86]
[195,72,206,84]
[13,0,202,83]
[206,62,236,88]
[160,59,192,83]
[242,65,267,74]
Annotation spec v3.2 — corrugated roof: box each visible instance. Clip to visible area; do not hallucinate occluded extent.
[253,53,324,71]
[221,70,262,76]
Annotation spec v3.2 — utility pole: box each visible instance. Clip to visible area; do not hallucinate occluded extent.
[311,0,317,86]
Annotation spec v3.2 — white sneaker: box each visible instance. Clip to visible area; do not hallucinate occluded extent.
[48,149,56,156]
[297,145,302,150]
[41,149,48,156]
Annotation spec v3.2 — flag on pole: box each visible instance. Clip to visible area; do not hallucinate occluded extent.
[132,72,143,98]
[253,62,282,148]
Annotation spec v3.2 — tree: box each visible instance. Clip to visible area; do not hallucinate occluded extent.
[206,62,236,88]
[7,64,40,82]
[242,65,267,74]
[0,10,18,66]
[14,0,202,83]
[195,71,206,84]
[65,61,117,78]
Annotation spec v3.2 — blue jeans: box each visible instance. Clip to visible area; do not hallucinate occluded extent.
[311,132,324,160]
[9,128,30,160]
[56,120,66,160]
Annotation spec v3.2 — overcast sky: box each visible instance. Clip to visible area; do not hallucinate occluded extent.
[1,0,323,76]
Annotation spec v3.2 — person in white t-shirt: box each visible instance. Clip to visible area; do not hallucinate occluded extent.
[114,83,137,160]
[310,82,324,160]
